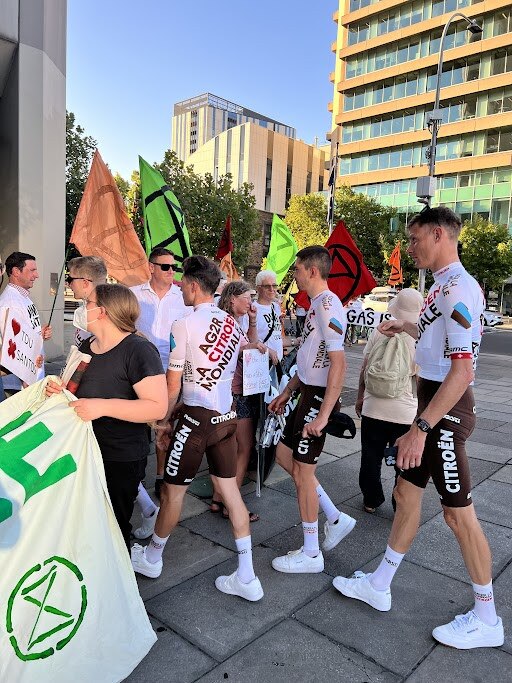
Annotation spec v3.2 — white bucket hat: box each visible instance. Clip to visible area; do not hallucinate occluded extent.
[388,288,424,323]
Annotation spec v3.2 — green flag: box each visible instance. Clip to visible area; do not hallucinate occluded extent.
[139,156,192,280]
[266,214,298,285]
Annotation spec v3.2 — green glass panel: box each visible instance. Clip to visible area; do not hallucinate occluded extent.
[439,189,456,202]
[493,182,511,198]
[474,185,492,199]
[456,187,474,201]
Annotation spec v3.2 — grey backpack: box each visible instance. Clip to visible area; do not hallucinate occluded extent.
[364,332,411,399]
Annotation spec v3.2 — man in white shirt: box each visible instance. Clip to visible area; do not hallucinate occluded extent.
[131,248,190,499]
[0,252,52,393]
[254,270,296,361]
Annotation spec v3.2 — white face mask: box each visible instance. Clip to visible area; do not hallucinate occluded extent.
[73,302,100,332]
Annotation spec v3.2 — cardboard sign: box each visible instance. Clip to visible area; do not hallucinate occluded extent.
[0,308,43,385]
[345,306,393,329]
[243,349,270,396]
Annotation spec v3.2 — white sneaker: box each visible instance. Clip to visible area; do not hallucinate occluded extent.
[131,543,162,579]
[322,512,356,552]
[215,571,264,602]
[272,548,324,573]
[432,610,504,649]
[332,571,391,612]
[133,507,160,540]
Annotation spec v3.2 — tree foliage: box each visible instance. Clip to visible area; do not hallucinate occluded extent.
[66,111,96,245]
[153,151,260,270]
[284,186,419,284]
[460,216,512,291]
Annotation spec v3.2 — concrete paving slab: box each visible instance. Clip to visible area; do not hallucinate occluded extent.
[474,399,512,413]
[196,618,399,683]
[145,547,332,661]
[406,644,512,682]
[134,526,234,601]
[496,421,512,433]
[268,453,382,505]
[181,487,302,549]
[295,561,469,677]
[406,516,512,584]
[493,560,512,655]
[491,464,512,485]
[323,432,361,458]
[473,417,509,430]
[464,441,511,464]
[264,504,392,580]
[125,617,215,683]
[467,456,505,486]
[469,428,512,449]
[471,479,512,529]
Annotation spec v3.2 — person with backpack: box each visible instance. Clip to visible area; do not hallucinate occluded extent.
[355,288,424,513]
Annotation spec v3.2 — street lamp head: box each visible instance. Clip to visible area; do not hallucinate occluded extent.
[467,20,482,34]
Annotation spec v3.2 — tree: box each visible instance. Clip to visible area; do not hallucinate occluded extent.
[66,112,96,246]
[284,186,407,283]
[459,216,512,292]
[154,151,260,270]
[114,173,130,203]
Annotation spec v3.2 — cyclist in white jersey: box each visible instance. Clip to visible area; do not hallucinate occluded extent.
[269,247,356,574]
[131,256,264,602]
[333,207,504,651]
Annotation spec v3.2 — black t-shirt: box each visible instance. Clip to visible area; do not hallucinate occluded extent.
[76,334,165,462]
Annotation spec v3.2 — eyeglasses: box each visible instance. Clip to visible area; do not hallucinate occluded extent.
[150,262,174,271]
[66,275,92,284]
[259,284,278,290]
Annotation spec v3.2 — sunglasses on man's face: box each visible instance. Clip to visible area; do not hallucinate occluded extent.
[65,275,92,284]
[150,262,174,271]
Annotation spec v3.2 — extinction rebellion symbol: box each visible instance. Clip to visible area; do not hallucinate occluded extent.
[6,556,87,661]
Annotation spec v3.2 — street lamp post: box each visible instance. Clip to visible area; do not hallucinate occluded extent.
[416,12,482,293]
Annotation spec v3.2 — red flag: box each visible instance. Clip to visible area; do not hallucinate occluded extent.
[215,215,234,260]
[294,221,377,310]
[387,241,403,286]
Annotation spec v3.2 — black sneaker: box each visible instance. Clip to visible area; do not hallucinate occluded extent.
[154,477,164,500]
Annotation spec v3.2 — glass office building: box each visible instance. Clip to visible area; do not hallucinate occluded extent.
[329,0,512,230]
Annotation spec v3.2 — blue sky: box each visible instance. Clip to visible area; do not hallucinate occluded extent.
[67,1,337,179]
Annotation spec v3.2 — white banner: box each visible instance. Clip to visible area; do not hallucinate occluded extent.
[0,308,43,385]
[0,379,156,682]
[345,306,393,329]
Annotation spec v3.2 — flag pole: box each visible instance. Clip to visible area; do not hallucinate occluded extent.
[48,244,72,325]
[327,140,339,235]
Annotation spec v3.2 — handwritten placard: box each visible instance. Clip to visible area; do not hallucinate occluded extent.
[243,349,270,396]
[0,308,43,385]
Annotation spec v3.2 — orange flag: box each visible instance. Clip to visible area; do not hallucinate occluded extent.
[70,150,150,286]
[388,241,403,286]
[219,252,239,281]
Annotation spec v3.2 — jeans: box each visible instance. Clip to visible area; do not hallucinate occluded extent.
[359,415,410,508]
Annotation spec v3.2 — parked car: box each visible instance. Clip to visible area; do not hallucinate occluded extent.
[362,286,397,313]
[482,310,503,327]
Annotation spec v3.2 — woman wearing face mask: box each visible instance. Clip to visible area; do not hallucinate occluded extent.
[47,284,167,550]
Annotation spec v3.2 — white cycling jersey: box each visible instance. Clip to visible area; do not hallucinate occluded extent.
[416,261,484,382]
[254,301,283,360]
[168,302,244,413]
[297,289,346,387]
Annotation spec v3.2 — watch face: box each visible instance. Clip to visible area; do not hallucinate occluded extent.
[416,418,430,433]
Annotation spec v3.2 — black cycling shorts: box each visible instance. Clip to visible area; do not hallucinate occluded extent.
[399,378,476,508]
[280,384,340,465]
[164,405,237,486]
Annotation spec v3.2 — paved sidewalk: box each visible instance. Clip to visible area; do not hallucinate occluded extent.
[123,344,512,683]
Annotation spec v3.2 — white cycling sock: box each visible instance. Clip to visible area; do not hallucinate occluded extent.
[145,533,169,564]
[302,521,320,557]
[472,581,498,626]
[370,545,404,591]
[236,535,256,583]
[137,483,158,518]
[316,484,340,524]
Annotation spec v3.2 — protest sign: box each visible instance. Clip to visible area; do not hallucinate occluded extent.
[345,306,393,329]
[0,308,43,385]
[243,349,270,396]
[0,379,156,682]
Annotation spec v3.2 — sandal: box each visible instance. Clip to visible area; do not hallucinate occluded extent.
[210,499,224,514]
[249,511,260,523]
[363,505,376,514]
